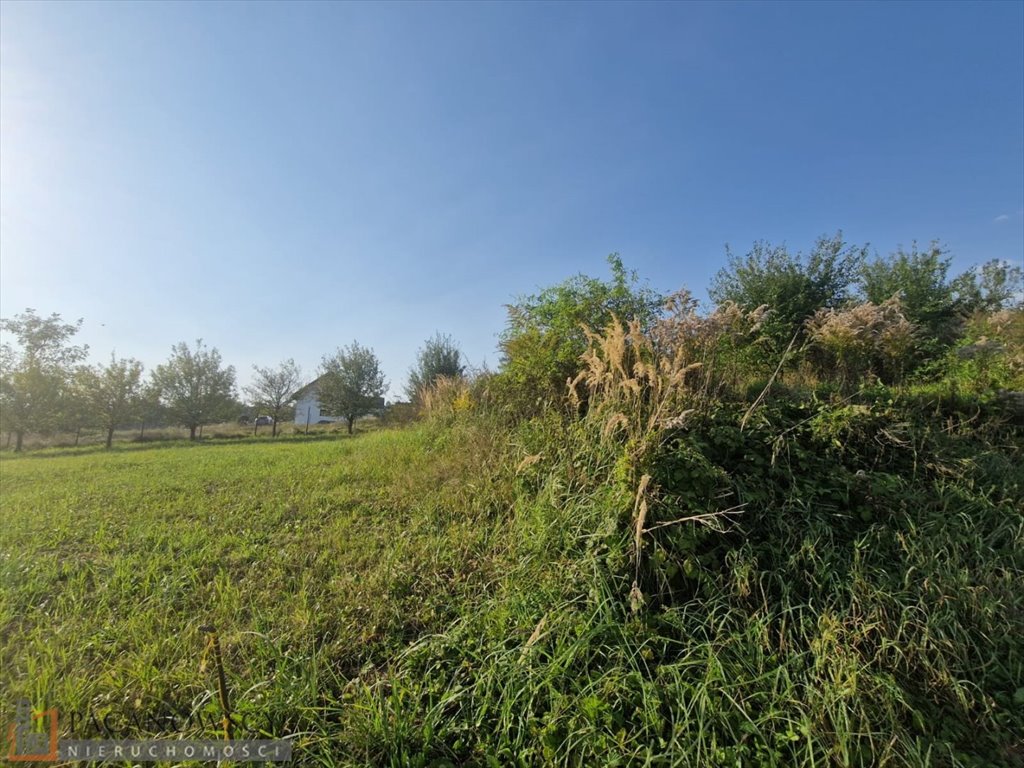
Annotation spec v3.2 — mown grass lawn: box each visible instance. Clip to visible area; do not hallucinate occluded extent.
[0,428,503,763]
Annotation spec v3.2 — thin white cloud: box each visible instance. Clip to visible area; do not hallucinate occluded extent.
[994,209,1024,223]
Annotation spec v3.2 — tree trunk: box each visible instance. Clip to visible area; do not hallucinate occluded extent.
[106,426,115,449]
[190,425,197,441]
[254,421,258,436]
[272,418,277,438]
[5,432,11,449]
[15,431,24,452]
[346,416,354,434]
[75,426,81,446]
[140,421,146,439]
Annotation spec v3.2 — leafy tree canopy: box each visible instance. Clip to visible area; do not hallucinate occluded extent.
[710,233,866,348]
[0,309,88,449]
[151,339,236,440]
[320,341,387,434]
[497,254,663,411]
[406,333,464,402]
[954,258,1024,314]
[245,359,303,437]
[79,354,145,448]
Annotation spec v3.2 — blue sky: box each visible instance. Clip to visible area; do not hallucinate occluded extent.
[2,1,1022,398]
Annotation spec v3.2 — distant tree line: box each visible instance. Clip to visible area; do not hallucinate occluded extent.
[0,307,467,449]
[0,320,246,450]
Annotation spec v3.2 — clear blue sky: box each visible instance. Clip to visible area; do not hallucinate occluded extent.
[2,1,1022,398]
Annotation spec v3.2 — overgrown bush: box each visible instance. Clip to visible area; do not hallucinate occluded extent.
[492,254,663,418]
[710,233,866,352]
[339,289,1024,766]
[405,333,465,404]
[417,375,474,419]
[806,297,917,390]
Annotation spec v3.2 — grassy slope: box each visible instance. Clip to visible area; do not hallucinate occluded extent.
[351,399,1024,768]
[2,408,1022,767]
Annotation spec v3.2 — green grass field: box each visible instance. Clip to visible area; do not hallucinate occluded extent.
[2,406,1022,767]
[1,427,511,765]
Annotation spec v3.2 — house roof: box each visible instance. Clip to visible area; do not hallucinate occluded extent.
[290,375,328,401]
[291,376,387,410]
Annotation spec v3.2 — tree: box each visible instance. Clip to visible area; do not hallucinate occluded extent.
[244,359,302,437]
[709,233,866,349]
[319,342,387,434]
[497,254,663,412]
[859,242,974,348]
[136,383,165,440]
[63,367,96,446]
[151,340,236,440]
[0,309,88,451]
[406,333,465,402]
[955,259,1024,313]
[80,354,145,449]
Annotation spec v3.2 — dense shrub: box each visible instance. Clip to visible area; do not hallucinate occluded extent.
[856,242,1007,356]
[492,254,663,417]
[341,286,1024,766]
[406,333,465,404]
[709,233,866,352]
[805,297,917,390]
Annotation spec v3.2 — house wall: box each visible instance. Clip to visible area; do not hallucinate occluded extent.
[293,391,344,425]
[292,386,387,425]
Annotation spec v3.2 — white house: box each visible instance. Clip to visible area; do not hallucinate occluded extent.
[292,376,342,426]
[291,376,386,426]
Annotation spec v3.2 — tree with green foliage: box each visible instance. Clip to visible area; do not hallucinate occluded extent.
[151,340,236,440]
[63,366,97,446]
[0,309,88,451]
[136,383,165,439]
[497,254,663,413]
[406,333,465,402]
[79,354,145,448]
[955,258,1024,313]
[858,242,976,348]
[245,359,303,437]
[320,342,387,434]
[709,233,866,349]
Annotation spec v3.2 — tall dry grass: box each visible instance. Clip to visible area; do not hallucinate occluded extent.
[806,296,916,389]
[564,295,769,608]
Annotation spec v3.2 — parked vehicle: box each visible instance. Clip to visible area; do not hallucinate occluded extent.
[254,415,274,426]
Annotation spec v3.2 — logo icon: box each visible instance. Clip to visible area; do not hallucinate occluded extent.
[5,699,59,762]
